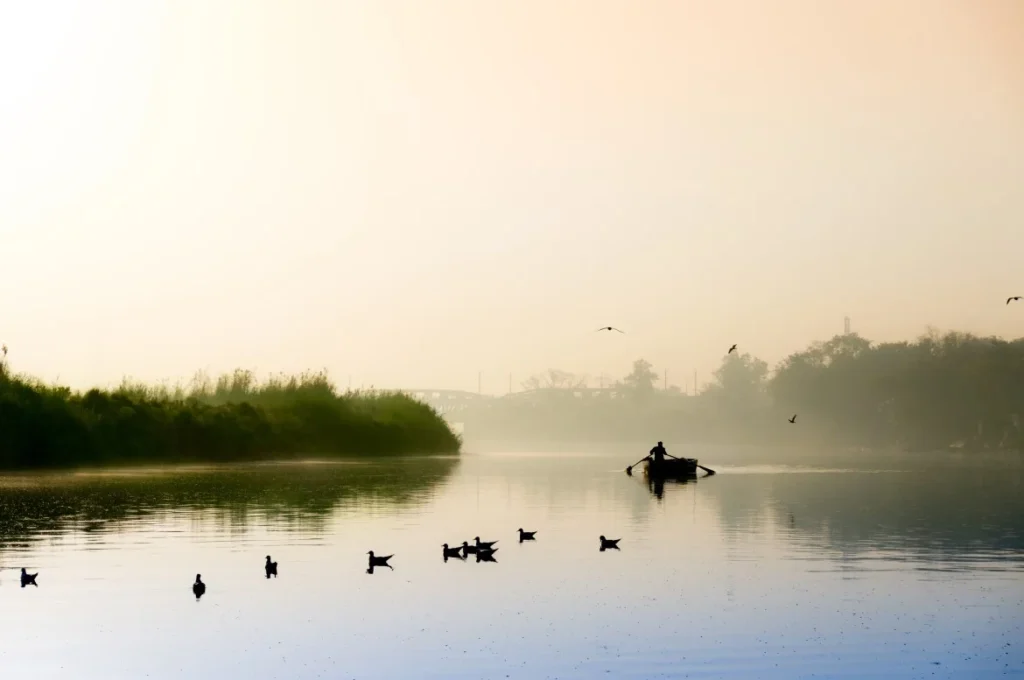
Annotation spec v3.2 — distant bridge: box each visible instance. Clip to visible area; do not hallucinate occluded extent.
[401,389,494,415]
[403,387,636,416]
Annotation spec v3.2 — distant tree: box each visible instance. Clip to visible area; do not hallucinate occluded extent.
[621,359,657,396]
[521,369,588,391]
[706,352,769,411]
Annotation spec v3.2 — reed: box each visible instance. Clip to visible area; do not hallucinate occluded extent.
[0,367,460,470]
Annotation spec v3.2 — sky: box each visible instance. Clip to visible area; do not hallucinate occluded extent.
[1,0,1022,394]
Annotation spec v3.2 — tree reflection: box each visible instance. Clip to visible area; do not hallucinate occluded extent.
[0,457,459,553]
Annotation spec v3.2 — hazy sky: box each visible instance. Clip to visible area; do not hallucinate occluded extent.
[1,0,1022,393]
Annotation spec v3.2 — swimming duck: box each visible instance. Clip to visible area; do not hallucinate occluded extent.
[517,528,537,541]
[20,568,38,587]
[461,541,479,556]
[474,537,498,550]
[599,536,621,550]
[442,544,464,559]
[193,574,206,598]
[265,555,278,578]
[367,551,393,569]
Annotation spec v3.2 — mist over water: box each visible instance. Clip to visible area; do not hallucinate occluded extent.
[1,450,1020,679]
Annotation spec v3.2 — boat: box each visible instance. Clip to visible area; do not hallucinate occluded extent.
[643,457,699,479]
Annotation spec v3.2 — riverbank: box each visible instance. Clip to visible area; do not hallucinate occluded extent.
[0,368,460,470]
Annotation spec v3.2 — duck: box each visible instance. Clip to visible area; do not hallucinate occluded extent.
[20,568,38,587]
[442,543,464,559]
[474,536,498,551]
[599,536,621,550]
[475,549,499,563]
[193,574,206,599]
[265,555,278,578]
[517,528,537,541]
[367,551,393,569]
[461,541,479,556]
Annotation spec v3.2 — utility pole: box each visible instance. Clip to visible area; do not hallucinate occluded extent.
[844,316,851,335]
[693,370,697,396]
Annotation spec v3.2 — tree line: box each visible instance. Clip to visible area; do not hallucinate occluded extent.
[473,330,1024,452]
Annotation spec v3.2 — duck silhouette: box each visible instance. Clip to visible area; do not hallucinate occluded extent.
[265,555,278,578]
[192,574,206,599]
[20,568,38,587]
[461,541,479,556]
[442,543,464,560]
[367,551,393,569]
[599,536,621,551]
[517,528,537,542]
[475,549,499,563]
[474,537,498,550]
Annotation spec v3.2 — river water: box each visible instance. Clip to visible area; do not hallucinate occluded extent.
[0,450,1021,679]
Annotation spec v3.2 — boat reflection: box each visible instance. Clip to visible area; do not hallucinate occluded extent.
[646,473,696,501]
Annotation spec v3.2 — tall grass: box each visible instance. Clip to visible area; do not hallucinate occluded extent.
[0,364,460,470]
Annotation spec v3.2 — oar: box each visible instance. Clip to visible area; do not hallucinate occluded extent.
[625,455,649,475]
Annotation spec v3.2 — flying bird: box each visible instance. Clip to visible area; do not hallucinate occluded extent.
[728,344,737,354]
[788,414,797,424]
[1008,296,1022,305]
[596,326,625,333]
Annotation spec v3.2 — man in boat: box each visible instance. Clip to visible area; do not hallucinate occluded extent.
[649,441,668,465]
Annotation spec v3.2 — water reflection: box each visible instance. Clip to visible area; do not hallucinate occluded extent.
[0,451,1021,680]
[0,457,459,554]
[698,463,1024,562]
[644,473,695,501]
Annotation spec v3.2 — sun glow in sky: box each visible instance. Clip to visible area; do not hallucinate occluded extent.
[1,0,1022,392]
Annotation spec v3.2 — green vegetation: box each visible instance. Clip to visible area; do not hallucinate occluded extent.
[462,330,1024,452]
[0,363,460,470]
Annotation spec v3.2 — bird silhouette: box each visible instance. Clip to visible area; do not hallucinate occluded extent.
[192,574,205,599]
[595,326,625,333]
[20,568,37,587]
[460,541,479,556]
[442,543,464,559]
[1008,296,1022,305]
[788,414,797,424]
[475,548,499,563]
[474,537,498,550]
[517,528,537,541]
[599,536,621,551]
[367,551,393,569]
[265,555,278,578]
[728,344,737,354]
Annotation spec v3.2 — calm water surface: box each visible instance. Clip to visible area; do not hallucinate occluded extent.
[0,450,1021,679]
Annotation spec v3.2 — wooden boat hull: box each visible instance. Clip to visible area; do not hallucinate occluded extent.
[643,458,699,478]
